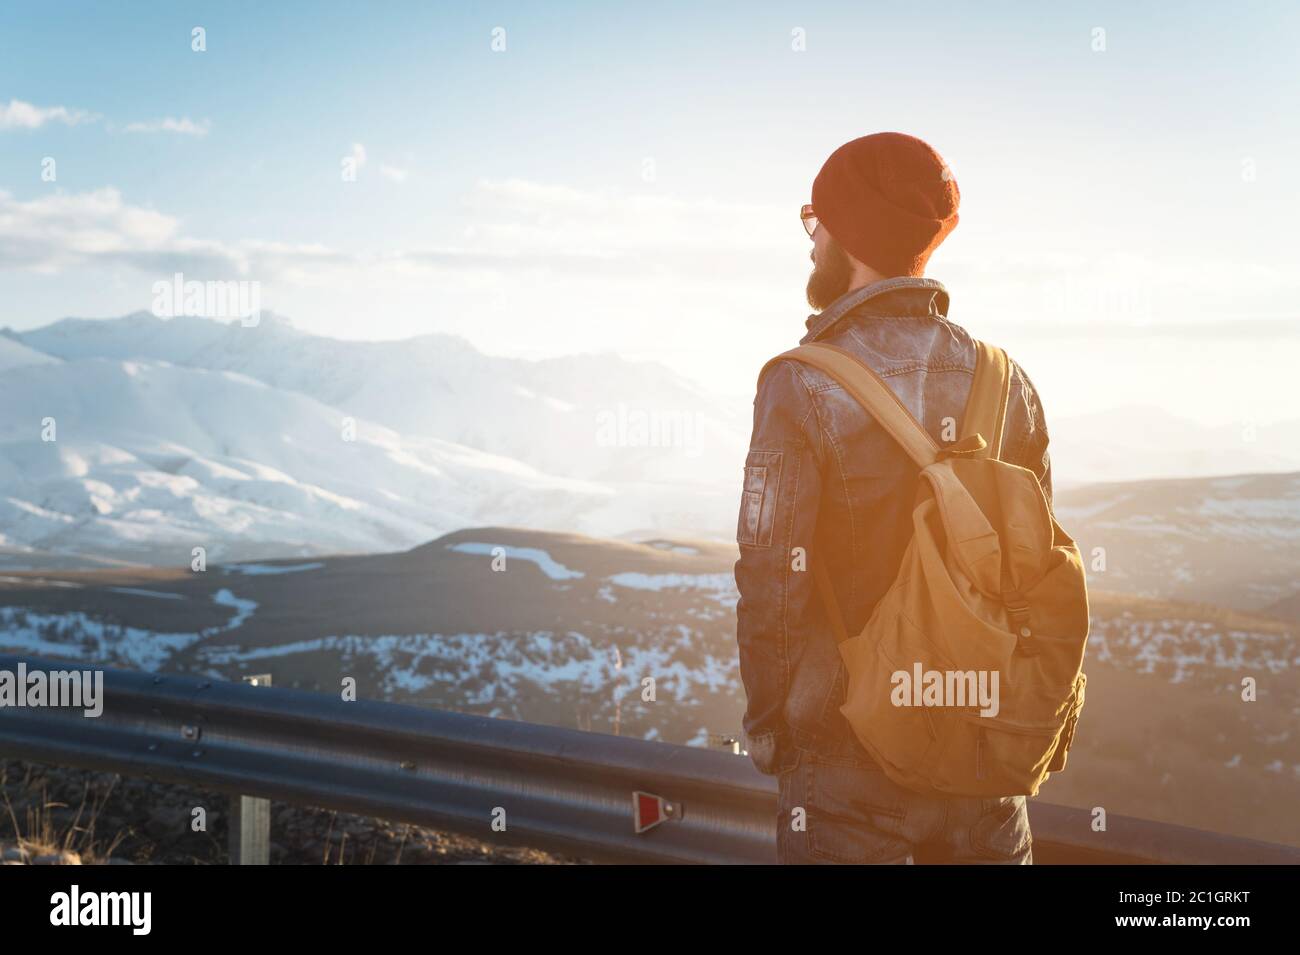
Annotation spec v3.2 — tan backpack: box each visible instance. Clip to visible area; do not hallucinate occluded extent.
[767,340,1089,797]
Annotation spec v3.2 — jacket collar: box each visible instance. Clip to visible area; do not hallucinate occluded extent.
[801,276,951,344]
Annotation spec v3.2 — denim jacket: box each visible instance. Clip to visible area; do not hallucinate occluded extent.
[734,277,1053,775]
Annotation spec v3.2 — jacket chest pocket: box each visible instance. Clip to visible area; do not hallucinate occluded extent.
[737,449,783,547]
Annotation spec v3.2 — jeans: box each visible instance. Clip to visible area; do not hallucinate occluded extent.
[776,747,1033,865]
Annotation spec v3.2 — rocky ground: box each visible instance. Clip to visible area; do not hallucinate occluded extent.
[0,759,580,865]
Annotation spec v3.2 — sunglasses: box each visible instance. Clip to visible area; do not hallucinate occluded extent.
[800,203,818,238]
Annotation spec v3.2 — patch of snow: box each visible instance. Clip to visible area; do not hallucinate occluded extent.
[0,608,200,671]
[223,562,324,576]
[211,589,257,629]
[0,576,82,588]
[106,587,187,601]
[606,572,738,606]
[448,542,584,580]
[647,541,699,555]
[0,587,258,671]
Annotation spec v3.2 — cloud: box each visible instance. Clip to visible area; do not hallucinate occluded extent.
[0,188,178,273]
[0,179,796,284]
[0,177,813,333]
[0,188,340,280]
[379,164,408,183]
[348,143,367,169]
[456,178,790,264]
[0,101,212,137]
[0,99,96,130]
[0,101,215,137]
[123,117,211,136]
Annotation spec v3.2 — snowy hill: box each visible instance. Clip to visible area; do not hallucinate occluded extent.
[1054,470,1300,615]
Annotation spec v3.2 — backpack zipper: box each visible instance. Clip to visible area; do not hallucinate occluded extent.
[958,713,1060,736]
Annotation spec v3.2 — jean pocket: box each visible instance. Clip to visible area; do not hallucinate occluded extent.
[969,795,1032,862]
[806,755,912,864]
[777,746,805,779]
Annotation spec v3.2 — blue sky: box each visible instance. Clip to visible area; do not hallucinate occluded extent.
[2,0,1298,423]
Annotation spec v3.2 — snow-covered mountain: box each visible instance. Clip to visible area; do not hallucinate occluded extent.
[0,313,748,567]
[0,356,620,567]
[13,312,750,486]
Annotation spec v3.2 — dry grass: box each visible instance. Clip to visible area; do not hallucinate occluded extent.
[0,763,126,864]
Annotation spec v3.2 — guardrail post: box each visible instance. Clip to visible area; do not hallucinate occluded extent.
[708,733,741,755]
[229,674,273,865]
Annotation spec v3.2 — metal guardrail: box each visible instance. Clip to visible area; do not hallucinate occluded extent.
[1,653,1297,865]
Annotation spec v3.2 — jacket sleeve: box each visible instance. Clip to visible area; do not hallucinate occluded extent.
[733,359,825,775]
[1007,361,1053,508]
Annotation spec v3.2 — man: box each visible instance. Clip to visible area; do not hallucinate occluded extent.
[734,133,1052,864]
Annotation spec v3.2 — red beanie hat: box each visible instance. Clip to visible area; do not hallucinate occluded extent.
[811,132,960,277]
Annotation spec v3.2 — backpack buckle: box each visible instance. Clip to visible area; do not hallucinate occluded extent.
[936,433,988,461]
[1004,594,1036,654]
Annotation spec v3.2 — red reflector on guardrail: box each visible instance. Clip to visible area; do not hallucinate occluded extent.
[633,791,669,833]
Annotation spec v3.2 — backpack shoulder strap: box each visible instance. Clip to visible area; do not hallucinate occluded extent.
[761,343,939,468]
[761,343,940,645]
[961,341,1011,460]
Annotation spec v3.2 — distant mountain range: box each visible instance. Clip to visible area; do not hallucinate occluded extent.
[1,311,1297,569]
[1047,405,1300,490]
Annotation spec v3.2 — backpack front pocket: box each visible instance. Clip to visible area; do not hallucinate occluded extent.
[839,613,959,787]
[939,708,1074,796]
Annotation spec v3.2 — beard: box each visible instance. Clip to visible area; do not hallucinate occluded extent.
[805,236,854,311]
